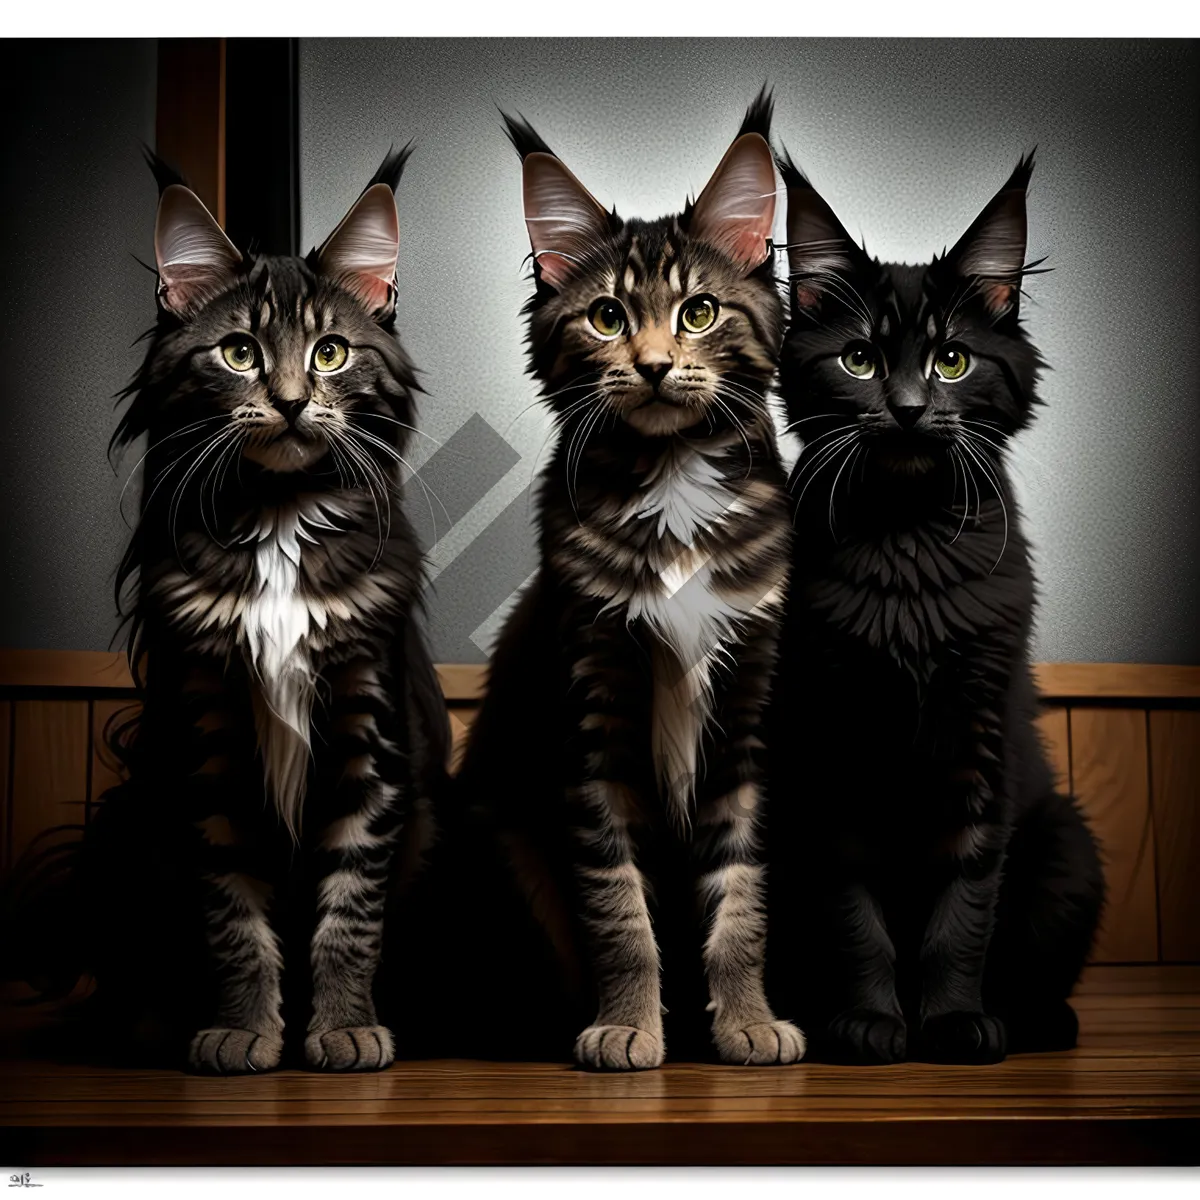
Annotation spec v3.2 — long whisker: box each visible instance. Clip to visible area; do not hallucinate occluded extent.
[959,437,1009,572]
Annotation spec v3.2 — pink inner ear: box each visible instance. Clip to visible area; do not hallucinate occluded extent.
[689,133,777,271]
[317,183,400,313]
[522,152,610,289]
[982,280,1017,315]
[154,184,242,315]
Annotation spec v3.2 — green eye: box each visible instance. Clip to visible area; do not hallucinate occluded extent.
[680,295,718,334]
[312,338,348,373]
[934,346,970,381]
[221,339,256,372]
[587,298,627,339]
[839,344,877,379]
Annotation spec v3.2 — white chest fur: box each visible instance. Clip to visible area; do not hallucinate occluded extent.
[620,441,760,823]
[241,499,343,838]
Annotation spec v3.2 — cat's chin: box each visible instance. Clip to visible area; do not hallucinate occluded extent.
[872,437,944,477]
[621,399,704,437]
[243,433,328,473]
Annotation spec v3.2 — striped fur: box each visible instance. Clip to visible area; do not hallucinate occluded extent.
[96,149,448,1073]
[458,92,804,1069]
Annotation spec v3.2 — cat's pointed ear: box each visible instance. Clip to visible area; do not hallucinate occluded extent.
[947,153,1034,320]
[503,110,611,290]
[316,182,400,317]
[154,184,242,317]
[689,131,777,272]
[521,152,611,290]
[778,148,860,313]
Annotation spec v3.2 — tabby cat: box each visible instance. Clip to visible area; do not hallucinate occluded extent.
[86,149,448,1073]
[455,93,804,1070]
[764,150,1105,1063]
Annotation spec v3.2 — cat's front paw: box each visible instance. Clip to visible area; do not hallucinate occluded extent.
[919,1011,1007,1063]
[305,1025,395,1071]
[715,1019,806,1065]
[188,1028,283,1074]
[574,1024,664,1071]
[826,1008,907,1064]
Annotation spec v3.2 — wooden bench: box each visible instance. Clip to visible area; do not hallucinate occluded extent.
[2,650,1198,1165]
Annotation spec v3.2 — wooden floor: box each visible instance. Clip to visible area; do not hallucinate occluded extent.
[2,965,1198,1167]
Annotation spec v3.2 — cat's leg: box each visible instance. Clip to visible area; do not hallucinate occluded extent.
[566,621,664,1072]
[305,659,405,1072]
[916,829,1008,1064]
[182,666,285,1075]
[822,880,907,1064]
[693,784,805,1065]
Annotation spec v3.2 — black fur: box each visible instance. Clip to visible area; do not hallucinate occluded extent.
[765,150,1104,1064]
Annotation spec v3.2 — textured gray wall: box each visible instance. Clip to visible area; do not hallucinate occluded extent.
[300,38,1200,666]
[0,40,158,651]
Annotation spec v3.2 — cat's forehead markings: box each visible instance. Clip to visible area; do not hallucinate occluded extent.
[668,260,682,295]
[624,265,636,293]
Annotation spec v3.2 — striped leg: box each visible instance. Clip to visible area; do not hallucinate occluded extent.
[566,626,664,1071]
[181,667,284,1074]
[695,785,805,1065]
[305,660,404,1072]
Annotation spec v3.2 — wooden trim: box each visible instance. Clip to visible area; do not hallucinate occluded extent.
[0,650,487,702]
[1033,663,1200,701]
[155,38,226,225]
[3,653,1197,702]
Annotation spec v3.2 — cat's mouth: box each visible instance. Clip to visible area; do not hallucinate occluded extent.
[622,394,704,436]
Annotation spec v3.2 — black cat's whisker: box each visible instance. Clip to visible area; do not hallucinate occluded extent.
[948,447,971,544]
[959,437,1009,572]
[794,434,858,518]
[791,431,859,508]
[827,440,862,539]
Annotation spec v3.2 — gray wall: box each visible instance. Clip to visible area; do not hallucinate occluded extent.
[300,38,1200,666]
[0,40,158,652]
[2,40,1197,667]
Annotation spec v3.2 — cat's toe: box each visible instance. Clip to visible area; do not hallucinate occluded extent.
[305,1025,395,1071]
[716,1019,807,1065]
[919,1011,1007,1063]
[574,1024,664,1071]
[188,1028,283,1075]
[826,1009,907,1064]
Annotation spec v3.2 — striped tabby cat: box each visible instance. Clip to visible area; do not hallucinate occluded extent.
[93,149,448,1073]
[456,93,804,1070]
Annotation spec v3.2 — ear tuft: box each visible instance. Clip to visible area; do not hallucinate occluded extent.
[154,184,242,317]
[948,153,1035,319]
[519,149,612,290]
[316,181,400,317]
[689,131,777,271]
[777,147,860,313]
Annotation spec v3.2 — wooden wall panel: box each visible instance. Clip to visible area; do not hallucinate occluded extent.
[8,701,89,869]
[90,699,139,815]
[155,39,226,225]
[0,701,11,873]
[1036,706,1072,795]
[1149,711,1200,963]
[1071,708,1158,963]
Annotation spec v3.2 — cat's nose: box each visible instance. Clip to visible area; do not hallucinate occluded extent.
[270,395,310,426]
[634,359,672,390]
[886,389,928,430]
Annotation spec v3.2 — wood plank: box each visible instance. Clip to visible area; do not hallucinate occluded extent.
[1150,710,1200,963]
[1071,708,1158,963]
[90,699,139,813]
[0,649,133,691]
[155,39,226,226]
[1033,662,1200,700]
[8,701,89,868]
[1036,705,1071,794]
[0,701,10,872]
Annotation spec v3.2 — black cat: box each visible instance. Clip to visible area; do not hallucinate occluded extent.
[764,151,1105,1064]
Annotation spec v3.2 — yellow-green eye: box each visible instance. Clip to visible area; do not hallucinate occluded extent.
[587,297,627,339]
[221,339,256,372]
[312,338,348,373]
[839,344,877,380]
[934,346,970,381]
[680,295,718,334]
